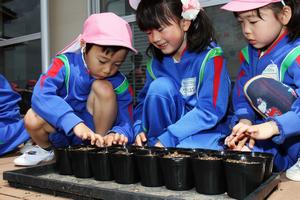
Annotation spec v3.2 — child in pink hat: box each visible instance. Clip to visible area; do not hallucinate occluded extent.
[14,12,137,166]
[221,0,300,178]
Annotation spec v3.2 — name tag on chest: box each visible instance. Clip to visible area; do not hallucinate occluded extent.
[180,77,196,97]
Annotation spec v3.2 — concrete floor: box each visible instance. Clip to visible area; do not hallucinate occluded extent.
[1,150,300,200]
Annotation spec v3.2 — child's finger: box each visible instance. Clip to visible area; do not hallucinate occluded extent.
[118,134,125,145]
[141,133,147,142]
[112,133,120,144]
[235,136,248,151]
[231,123,244,136]
[225,134,235,145]
[135,135,143,146]
[124,137,128,145]
[89,133,96,145]
[248,138,256,149]
[81,132,88,140]
[96,136,104,147]
[105,135,113,146]
[227,135,240,149]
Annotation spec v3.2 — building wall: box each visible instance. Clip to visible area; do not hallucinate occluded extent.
[49,0,88,57]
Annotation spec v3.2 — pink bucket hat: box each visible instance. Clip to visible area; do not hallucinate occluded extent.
[221,0,284,12]
[58,12,137,54]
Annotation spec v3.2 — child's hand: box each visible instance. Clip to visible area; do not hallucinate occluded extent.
[232,136,255,151]
[154,140,164,148]
[245,121,279,140]
[135,132,147,146]
[73,122,104,147]
[94,134,105,147]
[225,119,252,149]
[104,132,128,146]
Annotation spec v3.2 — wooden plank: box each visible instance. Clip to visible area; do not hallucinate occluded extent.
[0,194,20,200]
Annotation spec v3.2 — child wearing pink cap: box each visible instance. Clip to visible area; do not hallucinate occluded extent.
[221,0,300,178]
[131,0,231,149]
[14,12,137,166]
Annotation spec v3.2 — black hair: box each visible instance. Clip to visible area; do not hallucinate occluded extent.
[234,0,300,42]
[136,0,215,61]
[85,43,129,55]
[271,0,300,42]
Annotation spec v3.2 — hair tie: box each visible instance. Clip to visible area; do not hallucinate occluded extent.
[181,0,201,20]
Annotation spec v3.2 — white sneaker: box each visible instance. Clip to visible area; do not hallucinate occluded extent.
[20,140,39,154]
[14,146,55,166]
[286,158,300,181]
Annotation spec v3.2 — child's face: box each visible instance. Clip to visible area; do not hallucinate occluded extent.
[237,7,285,49]
[145,19,188,58]
[84,45,128,79]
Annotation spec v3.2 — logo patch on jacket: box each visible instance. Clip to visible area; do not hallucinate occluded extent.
[262,62,279,81]
[180,77,196,97]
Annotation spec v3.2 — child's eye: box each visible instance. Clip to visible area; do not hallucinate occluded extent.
[145,31,152,35]
[114,63,121,68]
[249,20,259,24]
[158,27,164,32]
[98,59,105,64]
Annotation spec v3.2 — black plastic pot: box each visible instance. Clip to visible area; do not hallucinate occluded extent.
[54,147,72,175]
[135,149,164,187]
[110,147,139,184]
[224,154,266,199]
[244,152,274,180]
[88,147,113,181]
[69,146,95,178]
[227,150,274,180]
[191,151,226,195]
[159,151,193,191]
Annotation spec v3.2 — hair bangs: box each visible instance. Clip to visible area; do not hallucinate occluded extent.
[136,0,177,31]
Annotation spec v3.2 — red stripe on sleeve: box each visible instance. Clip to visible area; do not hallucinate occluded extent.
[239,52,245,64]
[40,58,65,89]
[237,70,245,97]
[47,58,64,77]
[296,56,300,65]
[213,56,223,107]
[128,85,134,119]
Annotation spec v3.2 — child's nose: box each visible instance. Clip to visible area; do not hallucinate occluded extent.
[102,66,112,75]
[151,31,161,42]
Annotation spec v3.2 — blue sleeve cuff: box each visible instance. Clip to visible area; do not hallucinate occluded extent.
[270,111,300,144]
[157,130,178,147]
[270,118,286,144]
[57,112,83,136]
[133,120,142,138]
[235,108,255,122]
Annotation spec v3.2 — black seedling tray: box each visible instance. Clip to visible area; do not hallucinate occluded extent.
[3,163,280,200]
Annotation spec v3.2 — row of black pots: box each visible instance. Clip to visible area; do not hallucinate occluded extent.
[54,145,273,200]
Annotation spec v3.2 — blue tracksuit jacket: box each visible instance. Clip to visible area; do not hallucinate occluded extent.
[31,51,134,145]
[134,42,231,149]
[232,32,300,171]
[0,74,29,155]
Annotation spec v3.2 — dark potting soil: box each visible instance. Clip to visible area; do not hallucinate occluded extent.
[226,159,260,164]
[163,151,190,158]
[195,156,222,161]
[77,147,96,151]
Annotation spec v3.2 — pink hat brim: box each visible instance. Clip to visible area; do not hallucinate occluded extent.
[221,1,273,12]
[85,39,138,54]
[57,35,137,55]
